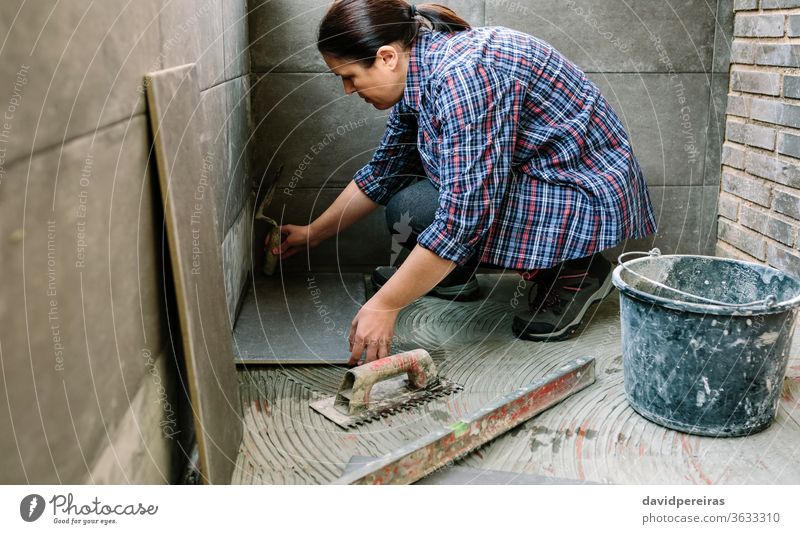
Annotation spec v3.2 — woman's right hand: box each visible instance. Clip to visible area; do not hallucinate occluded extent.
[268,224,319,260]
[266,180,380,261]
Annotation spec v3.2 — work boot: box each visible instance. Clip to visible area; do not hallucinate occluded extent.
[512,254,614,341]
[371,265,480,301]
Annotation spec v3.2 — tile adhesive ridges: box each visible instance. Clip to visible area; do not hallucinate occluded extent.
[233,277,800,484]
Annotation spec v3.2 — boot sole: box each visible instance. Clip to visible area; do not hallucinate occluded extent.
[512,271,615,342]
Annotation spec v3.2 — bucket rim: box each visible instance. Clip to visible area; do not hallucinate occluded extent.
[611,253,800,315]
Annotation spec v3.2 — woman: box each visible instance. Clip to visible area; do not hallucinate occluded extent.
[272,0,657,365]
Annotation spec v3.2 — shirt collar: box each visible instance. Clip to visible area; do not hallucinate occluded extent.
[401,29,432,112]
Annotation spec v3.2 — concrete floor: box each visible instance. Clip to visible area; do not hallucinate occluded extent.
[232,274,800,484]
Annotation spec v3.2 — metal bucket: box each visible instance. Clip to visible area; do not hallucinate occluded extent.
[611,249,800,437]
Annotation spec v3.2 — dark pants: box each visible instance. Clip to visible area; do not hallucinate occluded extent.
[385,179,484,283]
[385,179,599,283]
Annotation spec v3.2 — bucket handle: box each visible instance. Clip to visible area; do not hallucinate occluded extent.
[617,248,779,308]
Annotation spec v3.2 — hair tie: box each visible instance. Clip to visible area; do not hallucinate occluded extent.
[408,4,418,17]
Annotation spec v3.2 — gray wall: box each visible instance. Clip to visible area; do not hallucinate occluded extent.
[249,0,733,271]
[0,0,251,483]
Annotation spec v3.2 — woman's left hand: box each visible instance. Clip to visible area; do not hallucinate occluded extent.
[348,297,400,366]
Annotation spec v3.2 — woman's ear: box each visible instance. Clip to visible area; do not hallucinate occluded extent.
[375,44,400,70]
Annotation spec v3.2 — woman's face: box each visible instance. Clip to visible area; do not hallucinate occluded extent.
[323,44,409,110]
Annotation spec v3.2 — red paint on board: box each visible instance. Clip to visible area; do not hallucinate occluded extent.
[680,435,713,485]
[575,422,587,480]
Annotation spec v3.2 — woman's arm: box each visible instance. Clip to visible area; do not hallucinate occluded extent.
[273,102,420,259]
[373,245,455,309]
[310,179,380,242]
[271,180,379,258]
[348,245,456,365]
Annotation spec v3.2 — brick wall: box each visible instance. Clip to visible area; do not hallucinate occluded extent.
[719,0,800,278]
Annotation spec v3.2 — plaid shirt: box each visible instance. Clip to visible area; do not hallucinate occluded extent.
[354,27,657,270]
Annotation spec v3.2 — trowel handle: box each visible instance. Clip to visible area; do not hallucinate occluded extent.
[338,349,438,412]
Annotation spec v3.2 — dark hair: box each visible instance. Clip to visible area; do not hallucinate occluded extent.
[317,0,470,64]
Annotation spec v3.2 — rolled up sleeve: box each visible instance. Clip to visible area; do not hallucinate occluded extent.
[353,101,422,206]
[416,64,521,265]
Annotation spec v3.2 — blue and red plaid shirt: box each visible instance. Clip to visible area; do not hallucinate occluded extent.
[353,27,657,270]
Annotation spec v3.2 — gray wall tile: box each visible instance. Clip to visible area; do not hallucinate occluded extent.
[251,73,387,189]
[199,83,229,244]
[225,76,253,233]
[0,1,161,163]
[705,72,730,186]
[249,0,332,73]
[223,0,250,79]
[591,73,710,187]
[486,0,716,73]
[222,198,254,322]
[714,0,735,73]
[606,185,720,256]
[84,348,177,483]
[199,77,253,240]
[0,0,253,485]
[249,0,485,73]
[146,63,241,484]
[0,116,167,483]
[160,0,226,90]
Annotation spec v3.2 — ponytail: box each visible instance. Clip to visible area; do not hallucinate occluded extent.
[317,0,471,64]
[413,3,470,33]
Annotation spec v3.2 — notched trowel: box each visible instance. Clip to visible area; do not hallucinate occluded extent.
[310,349,462,428]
